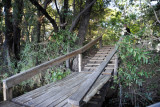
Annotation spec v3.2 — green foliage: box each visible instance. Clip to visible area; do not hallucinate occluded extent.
[118,35,150,86]
[6,29,77,93]
[48,67,71,83]
[116,34,160,106]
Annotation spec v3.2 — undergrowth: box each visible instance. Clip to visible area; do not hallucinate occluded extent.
[116,34,160,106]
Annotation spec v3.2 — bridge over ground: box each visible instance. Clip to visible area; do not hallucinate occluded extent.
[0,36,122,107]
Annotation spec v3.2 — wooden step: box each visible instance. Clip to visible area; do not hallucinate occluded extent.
[86,63,115,66]
[81,69,113,75]
[89,59,115,63]
[90,57,115,60]
[94,54,109,57]
[83,67,114,72]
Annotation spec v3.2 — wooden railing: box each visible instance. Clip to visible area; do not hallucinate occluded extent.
[68,36,124,106]
[2,36,102,101]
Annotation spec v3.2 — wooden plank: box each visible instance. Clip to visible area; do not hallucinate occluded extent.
[84,66,114,69]
[91,57,105,60]
[83,67,114,73]
[56,101,67,107]
[68,47,117,106]
[83,71,113,102]
[32,74,90,107]
[94,54,108,57]
[12,72,78,102]
[0,101,23,107]
[47,86,78,107]
[3,36,102,90]
[97,51,111,54]
[89,59,115,62]
[91,57,115,60]
[81,69,113,75]
[13,73,87,105]
[87,63,115,66]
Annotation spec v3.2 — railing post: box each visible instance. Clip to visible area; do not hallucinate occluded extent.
[114,54,118,76]
[3,81,12,101]
[78,54,82,72]
[66,42,70,68]
[99,36,102,48]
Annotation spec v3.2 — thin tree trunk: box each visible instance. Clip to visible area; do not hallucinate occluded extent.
[0,2,3,46]
[3,0,13,50]
[37,10,41,43]
[2,0,13,72]
[73,0,76,19]
[13,0,23,60]
[77,0,93,46]
[61,0,68,29]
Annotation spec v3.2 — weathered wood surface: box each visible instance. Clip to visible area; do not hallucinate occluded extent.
[2,36,102,100]
[0,101,23,107]
[68,47,117,106]
[12,72,112,107]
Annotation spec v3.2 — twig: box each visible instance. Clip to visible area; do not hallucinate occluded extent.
[119,84,122,107]
[148,2,160,24]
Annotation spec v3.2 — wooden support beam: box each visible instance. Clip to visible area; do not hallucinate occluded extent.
[114,54,118,76]
[3,82,12,101]
[99,36,102,48]
[78,54,82,72]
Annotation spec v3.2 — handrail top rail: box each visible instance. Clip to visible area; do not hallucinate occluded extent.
[3,36,102,89]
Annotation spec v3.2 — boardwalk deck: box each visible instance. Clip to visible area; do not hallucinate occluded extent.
[0,46,117,107]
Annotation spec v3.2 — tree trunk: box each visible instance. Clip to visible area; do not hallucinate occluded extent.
[13,0,23,60]
[37,10,41,43]
[69,0,96,32]
[61,0,68,29]
[77,0,93,46]
[3,0,13,50]
[0,2,3,46]
[2,0,13,72]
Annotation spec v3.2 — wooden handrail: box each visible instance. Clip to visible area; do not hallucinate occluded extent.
[2,36,102,101]
[68,36,124,106]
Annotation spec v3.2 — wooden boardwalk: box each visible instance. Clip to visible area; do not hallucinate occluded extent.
[0,46,117,107]
[14,46,115,107]
[0,36,122,107]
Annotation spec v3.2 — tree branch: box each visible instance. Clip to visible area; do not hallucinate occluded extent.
[29,0,58,32]
[69,0,97,32]
[43,0,52,9]
[148,2,160,24]
[54,0,61,16]
[153,9,160,24]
